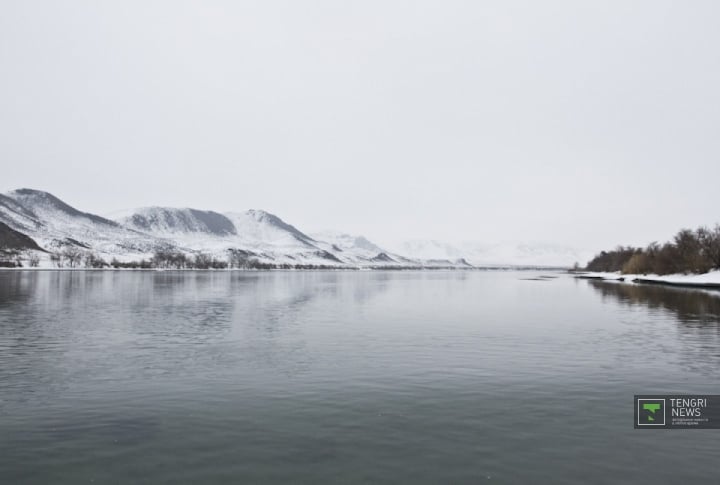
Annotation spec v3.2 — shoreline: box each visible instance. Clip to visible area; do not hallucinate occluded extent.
[0,266,569,273]
[575,271,720,290]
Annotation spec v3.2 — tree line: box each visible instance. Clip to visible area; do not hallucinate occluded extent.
[2,246,476,270]
[6,247,355,270]
[1,248,40,267]
[585,224,720,275]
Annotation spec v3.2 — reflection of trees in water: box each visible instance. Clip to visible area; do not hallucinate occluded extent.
[0,272,241,400]
[589,280,720,325]
[0,271,93,306]
[588,280,720,375]
[0,270,34,305]
[0,271,402,406]
[0,271,406,385]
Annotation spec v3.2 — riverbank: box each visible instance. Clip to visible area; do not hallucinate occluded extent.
[575,270,720,289]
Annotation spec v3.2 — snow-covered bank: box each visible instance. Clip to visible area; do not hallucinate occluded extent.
[576,271,720,288]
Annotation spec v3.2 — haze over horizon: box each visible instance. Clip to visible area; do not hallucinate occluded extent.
[3,1,719,252]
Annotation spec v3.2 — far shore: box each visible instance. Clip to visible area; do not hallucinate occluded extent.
[0,265,569,272]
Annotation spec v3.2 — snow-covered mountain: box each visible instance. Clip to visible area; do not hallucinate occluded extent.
[310,231,399,260]
[225,210,317,248]
[0,188,583,268]
[310,231,427,266]
[0,221,43,252]
[390,240,467,261]
[461,242,593,267]
[390,239,592,267]
[117,207,236,237]
[0,189,170,259]
[111,208,418,266]
[311,231,384,254]
[112,206,344,265]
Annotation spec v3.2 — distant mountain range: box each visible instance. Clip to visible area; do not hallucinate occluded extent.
[0,188,589,268]
[387,239,593,268]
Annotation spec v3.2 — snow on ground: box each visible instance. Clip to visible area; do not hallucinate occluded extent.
[2,190,170,261]
[578,271,720,286]
[1,188,595,269]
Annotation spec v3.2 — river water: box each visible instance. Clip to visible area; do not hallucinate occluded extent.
[1,270,718,483]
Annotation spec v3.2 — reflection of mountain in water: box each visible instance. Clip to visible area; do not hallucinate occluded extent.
[588,280,720,325]
[0,271,399,383]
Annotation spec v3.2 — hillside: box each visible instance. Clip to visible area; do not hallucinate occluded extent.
[0,188,581,269]
[0,221,43,251]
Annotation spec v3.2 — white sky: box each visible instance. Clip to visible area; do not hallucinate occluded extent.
[2,0,719,251]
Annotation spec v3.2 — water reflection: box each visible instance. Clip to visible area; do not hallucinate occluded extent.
[3,271,720,484]
[588,279,720,375]
[588,280,720,325]
[0,271,399,402]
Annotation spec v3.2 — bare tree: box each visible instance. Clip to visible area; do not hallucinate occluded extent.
[61,247,84,268]
[698,225,720,269]
[84,252,107,268]
[50,252,63,268]
[152,249,189,269]
[193,252,212,269]
[673,229,710,273]
[227,249,254,269]
[28,252,40,267]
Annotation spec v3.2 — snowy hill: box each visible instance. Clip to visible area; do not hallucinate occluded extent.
[0,189,169,259]
[309,231,422,266]
[311,231,386,255]
[391,239,592,267]
[0,221,43,252]
[112,207,341,265]
[309,231,398,261]
[112,207,414,267]
[118,207,236,236]
[0,188,583,269]
[391,240,466,261]
[225,210,317,248]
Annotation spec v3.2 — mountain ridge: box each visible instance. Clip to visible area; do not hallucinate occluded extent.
[0,188,579,268]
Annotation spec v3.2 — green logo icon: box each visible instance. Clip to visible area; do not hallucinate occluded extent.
[638,399,665,426]
[643,403,661,421]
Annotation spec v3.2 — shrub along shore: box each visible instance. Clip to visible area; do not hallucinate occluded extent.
[585,224,720,276]
[578,223,720,289]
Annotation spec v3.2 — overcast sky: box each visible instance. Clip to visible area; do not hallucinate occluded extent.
[2,0,719,251]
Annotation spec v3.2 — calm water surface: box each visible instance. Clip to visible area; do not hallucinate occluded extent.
[1,270,719,484]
